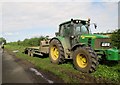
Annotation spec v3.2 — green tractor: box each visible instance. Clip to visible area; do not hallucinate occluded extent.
[49,19,120,73]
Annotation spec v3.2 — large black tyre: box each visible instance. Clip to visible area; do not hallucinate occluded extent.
[73,46,98,73]
[49,39,65,64]
[30,50,34,57]
[24,48,28,54]
[86,47,99,66]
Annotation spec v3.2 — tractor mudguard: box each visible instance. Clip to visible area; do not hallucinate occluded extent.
[71,43,86,51]
[50,36,71,59]
[105,48,120,60]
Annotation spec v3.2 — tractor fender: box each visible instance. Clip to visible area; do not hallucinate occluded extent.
[49,37,70,59]
[71,43,86,51]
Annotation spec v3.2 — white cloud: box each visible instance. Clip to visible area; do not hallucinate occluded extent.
[3,2,117,31]
[3,32,19,36]
[30,33,55,38]
[101,0,119,2]
[0,0,119,2]
[0,0,95,3]
[1,2,118,42]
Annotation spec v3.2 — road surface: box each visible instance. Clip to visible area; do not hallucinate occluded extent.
[0,48,2,84]
[2,49,63,84]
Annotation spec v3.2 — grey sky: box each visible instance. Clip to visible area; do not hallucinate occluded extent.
[0,1,119,42]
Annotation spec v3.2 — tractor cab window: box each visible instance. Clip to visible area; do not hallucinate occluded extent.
[75,24,89,35]
[59,24,71,37]
[75,26,81,35]
[59,25,64,36]
[81,25,88,34]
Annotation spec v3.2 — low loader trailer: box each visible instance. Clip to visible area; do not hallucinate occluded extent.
[24,19,120,73]
[24,39,50,56]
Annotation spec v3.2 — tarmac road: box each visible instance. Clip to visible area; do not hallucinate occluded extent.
[0,47,2,84]
[2,49,55,84]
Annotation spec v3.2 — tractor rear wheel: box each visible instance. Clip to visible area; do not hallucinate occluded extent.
[49,39,65,64]
[73,47,98,73]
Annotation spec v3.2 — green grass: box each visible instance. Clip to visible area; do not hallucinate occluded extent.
[92,64,120,82]
[5,45,120,83]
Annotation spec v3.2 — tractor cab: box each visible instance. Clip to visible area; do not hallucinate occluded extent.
[57,19,91,48]
[58,19,90,36]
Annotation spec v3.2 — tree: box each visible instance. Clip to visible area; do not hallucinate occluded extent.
[17,40,21,45]
[22,36,45,46]
[7,36,46,46]
[110,29,120,49]
[0,37,6,45]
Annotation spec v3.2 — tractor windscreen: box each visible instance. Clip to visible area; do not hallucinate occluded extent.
[75,24,89,35]
[81,25,88,34]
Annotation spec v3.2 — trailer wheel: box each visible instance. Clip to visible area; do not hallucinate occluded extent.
[49,39,65,64]
[28,49,31,56]
[28,49,34,57]
[30,50,34,57]
[73,47,98,73]
[24,48,28,54]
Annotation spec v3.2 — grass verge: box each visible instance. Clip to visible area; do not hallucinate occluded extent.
[5,45,120,83]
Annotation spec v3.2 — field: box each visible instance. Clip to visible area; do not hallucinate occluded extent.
[5,45,120,83]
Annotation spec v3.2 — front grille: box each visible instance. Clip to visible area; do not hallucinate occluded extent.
[94,38,111,49]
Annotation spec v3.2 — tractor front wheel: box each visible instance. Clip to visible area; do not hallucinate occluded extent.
[73,47,98,73]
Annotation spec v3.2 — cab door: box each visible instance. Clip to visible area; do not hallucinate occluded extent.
[71,24,82,47]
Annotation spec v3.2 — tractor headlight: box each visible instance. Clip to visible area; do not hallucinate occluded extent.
[101,42,110,47]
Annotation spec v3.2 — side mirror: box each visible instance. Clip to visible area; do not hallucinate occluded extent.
[94,23,97,29]
[46,35,49,38]
[55,32,59,36]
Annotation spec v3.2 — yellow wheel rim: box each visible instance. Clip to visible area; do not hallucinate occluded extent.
[50,45,59,60]
[76,53,88,68]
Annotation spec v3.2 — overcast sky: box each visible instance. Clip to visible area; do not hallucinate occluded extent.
[0,0,119,42]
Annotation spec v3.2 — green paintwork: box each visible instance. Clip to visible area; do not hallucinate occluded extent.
[80,34,109,48]
[79,34,120,60]
[50,19,120,61]
[51,36,71,59]
[81,34,109,39]
[105,48,120,60]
